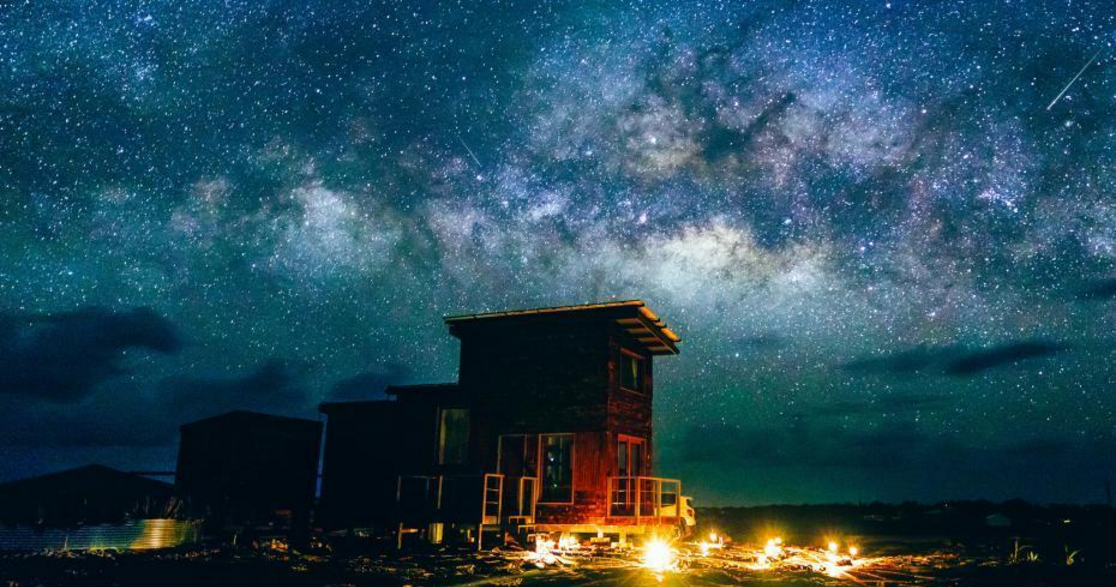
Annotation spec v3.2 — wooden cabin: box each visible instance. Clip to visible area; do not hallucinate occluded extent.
[318,300,685,546]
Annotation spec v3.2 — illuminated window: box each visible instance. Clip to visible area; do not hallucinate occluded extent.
[540,434,573,502]
[620,352,643,391]
[438,408,470,465]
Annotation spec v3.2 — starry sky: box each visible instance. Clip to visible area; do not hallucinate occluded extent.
[2,0,1116,505]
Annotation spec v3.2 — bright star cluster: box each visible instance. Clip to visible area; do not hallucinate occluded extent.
[2,0,1115,503]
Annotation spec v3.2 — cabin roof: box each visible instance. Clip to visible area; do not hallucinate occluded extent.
[318,399,393,415]
[385,383,459,395]
[0,464,172,496]
[180,410,321,432]
[0,465,174,525]
[443,300,681,355]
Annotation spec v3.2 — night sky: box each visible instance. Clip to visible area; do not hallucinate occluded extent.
[3,0,1116,505]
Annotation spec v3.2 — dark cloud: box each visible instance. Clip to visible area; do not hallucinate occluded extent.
[1076,278,1116,300]
[813,392,955,417]
[842,340,1067,378]
[0,358,316,450]
[328,363,412,402]
[678,421,1116,503]
[681,420,1113,473]
[161,358,313,423]
[945,341,1066,376]
[681,420,939,470]
[0,307,180,402]
[841,345,967,375]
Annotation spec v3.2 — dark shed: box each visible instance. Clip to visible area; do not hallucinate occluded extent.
[318,384,465,530]
[0,465,175,526]
[175,411,322,532]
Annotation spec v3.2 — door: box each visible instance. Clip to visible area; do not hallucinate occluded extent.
[618,436,645,477]
[497,434,538,517]
[616,436,646,514]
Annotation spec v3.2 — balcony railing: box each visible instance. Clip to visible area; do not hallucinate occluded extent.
[607,476,682,524]
[396,473,538,525]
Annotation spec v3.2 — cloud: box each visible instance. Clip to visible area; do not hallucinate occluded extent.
[945,341,1066,376]
[328,363,412,402]
[841,345,968,375]
[813,392,955,417]
[0,307,180,402]
[161,358,313,423]
[680,420,935,470]
[842,340,1066,378]
[677,421,1116,503]
[1076,278,1116,300]
[0,358,317,450]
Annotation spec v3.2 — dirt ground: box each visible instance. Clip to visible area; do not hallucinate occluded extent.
[4,504,1115,586]
[1,536,1114,587]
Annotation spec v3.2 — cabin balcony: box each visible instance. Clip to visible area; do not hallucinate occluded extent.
[607,476,683,525]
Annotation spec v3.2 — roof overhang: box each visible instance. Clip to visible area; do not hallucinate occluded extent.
[443,300,681,356]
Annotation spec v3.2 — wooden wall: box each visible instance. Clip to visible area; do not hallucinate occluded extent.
[607,324,655,475]
[535,430,609,524]
[459,319,613,475]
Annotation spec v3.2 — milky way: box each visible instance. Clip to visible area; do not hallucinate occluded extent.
[2,0,1116,504]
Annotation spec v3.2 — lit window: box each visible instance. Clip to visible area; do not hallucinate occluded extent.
[540,434,573,502]
[620,353,643,391]
[438,408,469,465]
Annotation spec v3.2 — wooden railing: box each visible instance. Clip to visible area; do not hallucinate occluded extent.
[396,474,442,519]
[607,476,682,524]
[481,473,503,525]
[516,476,538,520]
[396,473,539,524]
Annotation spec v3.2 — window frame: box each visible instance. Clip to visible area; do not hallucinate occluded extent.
[496,433,539,477]
[619,349,646,393]
[617,434,647,478]
[436,407,470,466]
[536,433,575,505]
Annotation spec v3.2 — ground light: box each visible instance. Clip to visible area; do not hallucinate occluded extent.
[525,532,875,581]
[762,537,784,561]
[642,538,677,574]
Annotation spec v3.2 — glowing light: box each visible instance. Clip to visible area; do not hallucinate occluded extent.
[848,545,859,557]
[828,541,838,553]
[557,535,579,550]
[527,535,577,568]
[762,537,784,561]
[642,538,677,573]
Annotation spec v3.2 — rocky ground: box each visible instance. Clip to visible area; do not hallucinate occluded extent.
[1,534,1114,587]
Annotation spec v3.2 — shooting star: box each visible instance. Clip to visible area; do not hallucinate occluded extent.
[456,134,483,168]
[1047,46,1105,111]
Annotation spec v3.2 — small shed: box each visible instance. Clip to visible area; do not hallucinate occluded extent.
[175,411,322,532]
[0,464,175,526]
[318,384,464,530]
